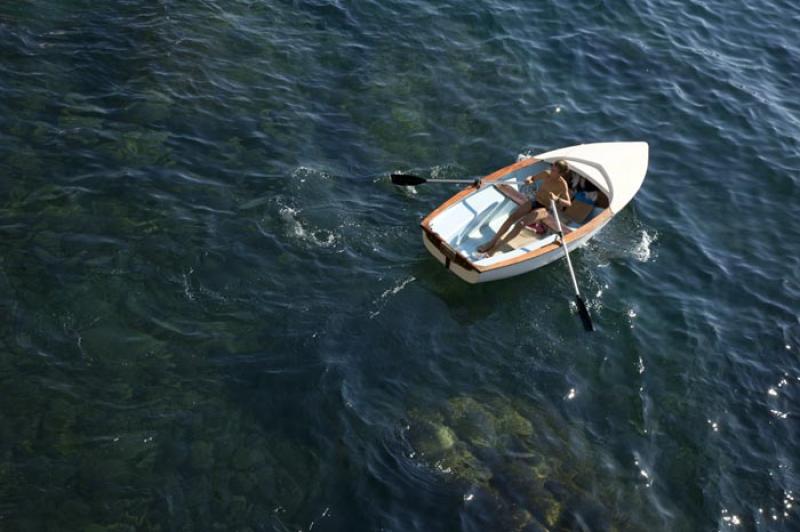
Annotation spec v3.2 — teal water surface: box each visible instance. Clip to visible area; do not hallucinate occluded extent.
[1,0,799,530]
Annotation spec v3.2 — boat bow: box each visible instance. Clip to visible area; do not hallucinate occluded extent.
[533,142,648,214]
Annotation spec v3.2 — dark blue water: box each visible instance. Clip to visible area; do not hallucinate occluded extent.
[1,1,799,530]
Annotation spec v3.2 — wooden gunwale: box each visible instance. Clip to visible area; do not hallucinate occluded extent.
[420,157,540,229]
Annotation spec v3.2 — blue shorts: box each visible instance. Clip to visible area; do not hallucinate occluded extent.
[529,199,547,211]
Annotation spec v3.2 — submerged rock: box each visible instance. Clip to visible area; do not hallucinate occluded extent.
[406,408,455,457]
[405,394,631,530]
[408,419,457,458]
[436,444,492,484]
[444,396,498,448]
[493,404,534,438]
[105,130,172,166]
[230,447,267,472]
[58,110,103,131]
[227,495,249,522]
[231,448,255,471]
[4,144,42,179]
[122,90,173,125]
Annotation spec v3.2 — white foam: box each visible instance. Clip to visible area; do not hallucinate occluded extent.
[381,276,415,299]
[292,166,331,181]
[632,230,656,262]
[279,205,337,248]
[369,276,416,319]
[402,185,418,197]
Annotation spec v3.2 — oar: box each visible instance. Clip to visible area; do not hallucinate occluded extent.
[549,199,594,332]
[391,173,481,187]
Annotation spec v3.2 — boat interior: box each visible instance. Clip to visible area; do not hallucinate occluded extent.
[427,162,609,266]
[496,168,609,252]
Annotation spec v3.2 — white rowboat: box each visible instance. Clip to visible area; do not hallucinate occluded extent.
[419,142,649,283]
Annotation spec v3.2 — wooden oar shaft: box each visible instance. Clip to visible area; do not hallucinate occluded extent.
[550,200,581,298]
[550,199,594,331]
[391,173,531,187]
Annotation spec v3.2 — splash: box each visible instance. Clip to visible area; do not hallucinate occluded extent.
[292,166,332,182]
[632,230,657,262]
[401,185,418,197]
[627,307,638,329]
[279,205,337,248]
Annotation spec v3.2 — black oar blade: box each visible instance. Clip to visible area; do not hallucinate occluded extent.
[575,296,594,332]
[391,173,426,186]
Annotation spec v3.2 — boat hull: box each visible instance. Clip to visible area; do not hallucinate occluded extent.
[422,216,611,284]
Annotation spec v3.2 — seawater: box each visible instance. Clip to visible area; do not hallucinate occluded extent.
[1,0,798,530]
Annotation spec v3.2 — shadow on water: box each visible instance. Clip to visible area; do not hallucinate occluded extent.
[408,242,613,329]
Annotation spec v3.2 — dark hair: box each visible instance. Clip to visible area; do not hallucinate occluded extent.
[553,160,569,175]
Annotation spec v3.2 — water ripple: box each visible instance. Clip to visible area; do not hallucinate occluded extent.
[2,0,800,529]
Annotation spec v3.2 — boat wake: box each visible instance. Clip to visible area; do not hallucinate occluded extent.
[590,222,658,266]
[369,276,416,319]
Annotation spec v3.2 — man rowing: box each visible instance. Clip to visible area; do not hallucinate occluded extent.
[476,159,572,257]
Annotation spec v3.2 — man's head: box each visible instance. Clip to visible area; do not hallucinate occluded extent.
[550,159,569,177]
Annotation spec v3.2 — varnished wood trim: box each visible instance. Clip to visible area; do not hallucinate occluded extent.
[421,226,479,272]
[420,158,540,229]
[482,157,541,183]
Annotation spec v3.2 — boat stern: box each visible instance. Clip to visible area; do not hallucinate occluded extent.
[421,228,482,284]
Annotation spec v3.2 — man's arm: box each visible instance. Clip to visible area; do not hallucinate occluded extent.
[525,171,549,184]
[550,182,572,208]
